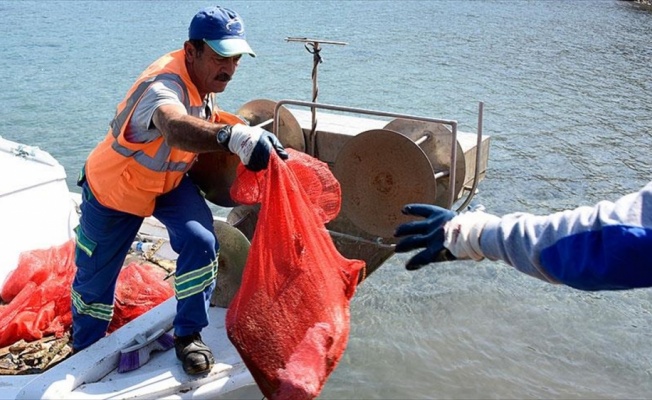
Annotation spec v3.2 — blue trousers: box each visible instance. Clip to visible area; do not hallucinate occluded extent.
[72,175,218,351]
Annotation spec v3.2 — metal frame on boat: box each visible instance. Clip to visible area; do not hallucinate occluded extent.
[222,98,490,278]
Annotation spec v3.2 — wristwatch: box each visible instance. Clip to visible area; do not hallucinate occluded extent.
[216,125,232,148]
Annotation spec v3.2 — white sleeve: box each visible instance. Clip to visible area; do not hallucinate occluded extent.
[479,182,652,290]
[126,80,186,143]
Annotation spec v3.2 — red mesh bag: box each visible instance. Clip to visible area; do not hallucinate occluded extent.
[0,240,173,347]
[1,239,76,303]
[226,149,365,399]
[0,239,76,347]
[109,261,174,332]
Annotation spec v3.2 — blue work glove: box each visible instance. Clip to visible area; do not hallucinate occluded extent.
[228,124,289,172]
[395,203,500,270]
[394,204,457,270]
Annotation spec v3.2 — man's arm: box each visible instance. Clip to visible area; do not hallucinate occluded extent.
[481,183,652,290]
[152,103,288,172]
[152,103,226,153]
[395,182,652,291]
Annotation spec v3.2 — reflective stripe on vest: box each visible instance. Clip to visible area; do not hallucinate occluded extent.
[109,73,191,173]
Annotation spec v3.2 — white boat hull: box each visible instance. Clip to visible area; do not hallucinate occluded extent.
[0,137,78,281]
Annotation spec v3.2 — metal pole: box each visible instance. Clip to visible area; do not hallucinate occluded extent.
[285,37,347,156]
[307,41,320,155]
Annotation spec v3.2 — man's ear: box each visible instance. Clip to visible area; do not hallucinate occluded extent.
[183,41,195,62]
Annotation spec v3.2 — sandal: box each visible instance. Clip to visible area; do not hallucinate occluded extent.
[174,332,215,375]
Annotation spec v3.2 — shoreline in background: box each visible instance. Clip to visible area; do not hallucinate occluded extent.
[624,0,652,11]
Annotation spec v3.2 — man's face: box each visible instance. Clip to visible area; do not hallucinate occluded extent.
[185,41,241,96]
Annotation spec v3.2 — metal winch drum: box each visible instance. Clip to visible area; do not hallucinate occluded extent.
[333,126,458,239]
[236,98,305,152]
[383,118,466,203]
[211,219,250,308]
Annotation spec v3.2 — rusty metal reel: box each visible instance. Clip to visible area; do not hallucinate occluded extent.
[333,129,437,239]
[237,98,305,152]
[211,219,251,308]
[188,150,240,207]
[188,151,240,207]
[226,204,260,241]
[383,118,466,203]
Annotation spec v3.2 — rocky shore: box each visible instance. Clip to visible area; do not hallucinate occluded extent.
[633,0,652,10]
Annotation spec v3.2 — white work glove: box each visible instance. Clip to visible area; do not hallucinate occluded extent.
[443,211,499,261]
[225,124,289,171]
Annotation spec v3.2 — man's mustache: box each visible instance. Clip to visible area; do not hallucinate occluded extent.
[216,73,232,82]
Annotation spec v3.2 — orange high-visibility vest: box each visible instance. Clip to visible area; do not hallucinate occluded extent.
[85,49,240,216]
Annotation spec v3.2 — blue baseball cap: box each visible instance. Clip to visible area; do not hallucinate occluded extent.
[188,6,256,57]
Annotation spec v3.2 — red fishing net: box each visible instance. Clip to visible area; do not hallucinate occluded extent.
[0,239,76,347]
[226,149,365,399]
[109,261,174,333]
[0,240,173,347]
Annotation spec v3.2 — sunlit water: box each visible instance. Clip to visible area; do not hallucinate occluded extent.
[1,1,651,398]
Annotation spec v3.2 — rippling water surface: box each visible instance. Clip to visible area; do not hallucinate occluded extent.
[1,1,651,398]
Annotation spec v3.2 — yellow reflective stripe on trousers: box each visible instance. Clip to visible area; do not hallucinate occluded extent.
[74,225,94,257]
[175,259,217,300]
[71,289,114,321]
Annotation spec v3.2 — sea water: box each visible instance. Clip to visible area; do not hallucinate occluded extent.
[1,1,651,398]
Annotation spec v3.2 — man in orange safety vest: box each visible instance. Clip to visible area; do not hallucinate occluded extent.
[72,5,287,375]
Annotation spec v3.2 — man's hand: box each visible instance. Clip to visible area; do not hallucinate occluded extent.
[227,124,289,171]
[394,204,457,270]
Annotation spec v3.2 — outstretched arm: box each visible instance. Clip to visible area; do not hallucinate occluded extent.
[153,103,288,172]
[480,182,652,290]
[395,182,652,291]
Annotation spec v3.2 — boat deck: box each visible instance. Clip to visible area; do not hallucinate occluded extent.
[14,299,261,400]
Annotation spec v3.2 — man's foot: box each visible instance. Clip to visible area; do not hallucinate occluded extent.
[174,332,215,375]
